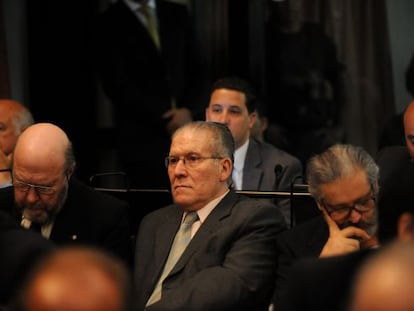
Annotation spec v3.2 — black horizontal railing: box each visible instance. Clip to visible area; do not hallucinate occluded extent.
[90,172,317,229]
[91,187,312,198]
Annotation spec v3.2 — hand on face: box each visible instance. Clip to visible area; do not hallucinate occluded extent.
[319,206,372,258]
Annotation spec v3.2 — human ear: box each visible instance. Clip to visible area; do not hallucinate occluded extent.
[397,212,414,241]
[219,158,233,182]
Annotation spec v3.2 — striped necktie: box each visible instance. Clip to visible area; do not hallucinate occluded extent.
[146,211,199,306]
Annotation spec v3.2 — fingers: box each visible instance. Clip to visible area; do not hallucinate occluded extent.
[360,235,380,249]
[162,109,175,119]
[319,205,340,233]
[341,226,371,241]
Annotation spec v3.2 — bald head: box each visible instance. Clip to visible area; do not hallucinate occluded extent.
[403,100,414,158]
[18,246,130,311]
[13,123,73,174]
[349,242,414,311]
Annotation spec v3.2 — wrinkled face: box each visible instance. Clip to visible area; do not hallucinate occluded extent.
[206,88,255,149]
[13,160,69,224]
[167,129,232,211]
[0,105,19,156]
[318,170,378,236]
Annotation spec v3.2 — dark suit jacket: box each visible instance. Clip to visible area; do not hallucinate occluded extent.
[0,186,14,215]
[376,145,414,196]
[376,145,414,243]
[243,138,303,226]
[133,190,287,311]
[0,210,55,305]
[275,248,376,311]
[48,178,133,266]
[89,0,201,188]
[273,214,328,303]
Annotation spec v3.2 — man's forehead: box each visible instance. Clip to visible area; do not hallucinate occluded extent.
[171,130,211,151]
[321,172,371,202]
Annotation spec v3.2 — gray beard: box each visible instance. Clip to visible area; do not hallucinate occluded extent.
[22,186,68,225]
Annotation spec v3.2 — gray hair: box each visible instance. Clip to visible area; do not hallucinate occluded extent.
[64,141,77,173]
[306,144,379,201]
[172,121,235,163]
[12,105,34,135]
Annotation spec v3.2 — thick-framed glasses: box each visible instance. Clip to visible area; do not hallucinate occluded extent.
[164,154,224,169]
[321,191,375,220]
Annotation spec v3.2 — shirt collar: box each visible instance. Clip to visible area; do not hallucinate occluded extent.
[184,190,229,224]
[123,0,156,12]
[234,139,249,173]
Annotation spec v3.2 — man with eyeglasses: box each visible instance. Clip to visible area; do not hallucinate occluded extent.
[133,121,287,311]
[271,144,379,308]
[10,123,133,268]
[273,161,414,311]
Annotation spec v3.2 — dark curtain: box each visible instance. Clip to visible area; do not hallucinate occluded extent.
[308,0,394,155]
[26,0,101,182]
[10,0,395,181]
[205,0,394,156]
[0,0,10,97]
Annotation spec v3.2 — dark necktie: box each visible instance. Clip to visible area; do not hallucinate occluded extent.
[30,222,42,233]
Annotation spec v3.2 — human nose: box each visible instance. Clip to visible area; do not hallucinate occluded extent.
[213,110,230,124]
[348,206,363,223]
[172,157,188,173]
[25,186,40,202]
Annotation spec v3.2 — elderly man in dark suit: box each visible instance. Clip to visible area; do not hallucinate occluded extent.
[272,144,380,308]
[11,123,132,267]
[273,174,414,311]
[133,121,287,311]
[205,76,303,227]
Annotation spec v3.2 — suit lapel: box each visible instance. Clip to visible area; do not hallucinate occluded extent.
[243,140,264,190]
[151,208,183,277]
[167,191,238,276]
[306,215,330,255]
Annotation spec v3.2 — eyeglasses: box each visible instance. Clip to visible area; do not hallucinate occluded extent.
[13,179,57,196]
[321,192,375,220]
[164,154,224,169]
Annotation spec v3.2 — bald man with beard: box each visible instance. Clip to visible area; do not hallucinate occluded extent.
[10,123,133,267]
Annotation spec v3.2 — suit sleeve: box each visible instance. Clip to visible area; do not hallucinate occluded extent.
[274,155,303,226]
[101,201,133,268]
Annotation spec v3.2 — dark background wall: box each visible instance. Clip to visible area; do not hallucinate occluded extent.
[1,0,413,185]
